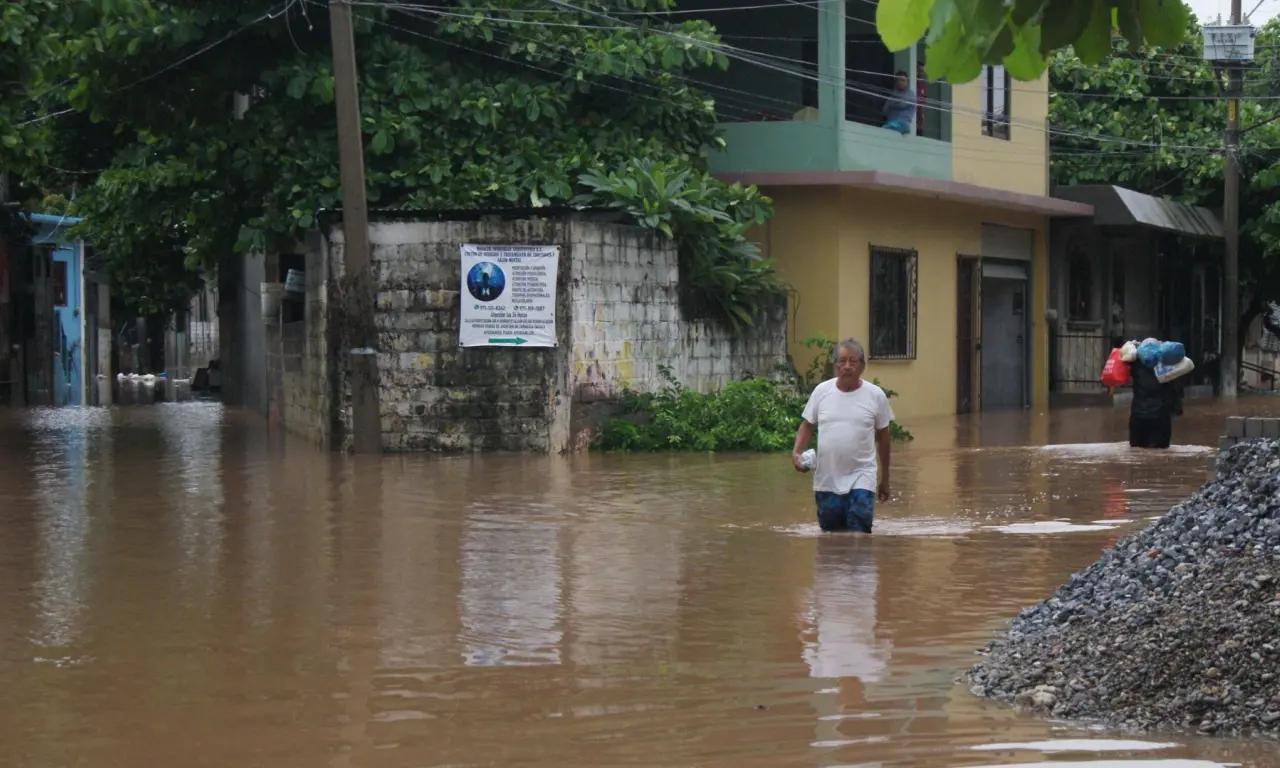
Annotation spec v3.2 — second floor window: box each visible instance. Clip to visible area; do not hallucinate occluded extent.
[869,246,918,360]
[982,64,1011,140]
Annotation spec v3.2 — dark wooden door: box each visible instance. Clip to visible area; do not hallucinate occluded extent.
[956,256,978,413]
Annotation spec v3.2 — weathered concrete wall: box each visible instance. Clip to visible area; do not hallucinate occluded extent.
[567,224,789,448]
[273,215,788,453]
[219,251,269,415]
[332,219,572,453]
[265,236,336,449]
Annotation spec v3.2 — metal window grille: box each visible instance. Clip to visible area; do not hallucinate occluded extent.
[869,245,918,361]
[981,64,1011,140]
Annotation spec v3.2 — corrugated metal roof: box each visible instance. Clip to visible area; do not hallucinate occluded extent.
[1051,184,1222,239]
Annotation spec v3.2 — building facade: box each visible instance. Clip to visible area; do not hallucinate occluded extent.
[1047,184,1224,401]
[27,214,117,406]
[692,0,1090,419]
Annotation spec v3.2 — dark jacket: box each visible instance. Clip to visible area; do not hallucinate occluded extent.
[1130,363,1182,420]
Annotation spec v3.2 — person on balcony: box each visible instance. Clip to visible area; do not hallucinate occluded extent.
[882,71,917,135]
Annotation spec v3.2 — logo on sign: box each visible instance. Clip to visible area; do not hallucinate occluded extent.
[466,261,506,302]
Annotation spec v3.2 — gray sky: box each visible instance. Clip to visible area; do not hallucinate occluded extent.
[1189,0,1278,26]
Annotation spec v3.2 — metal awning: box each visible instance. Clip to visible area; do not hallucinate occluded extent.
[1051,184,1222,239]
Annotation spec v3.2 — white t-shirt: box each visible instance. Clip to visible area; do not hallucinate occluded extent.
[800,379,894,494]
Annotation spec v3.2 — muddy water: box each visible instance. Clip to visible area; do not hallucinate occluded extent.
[3,400,1280,767]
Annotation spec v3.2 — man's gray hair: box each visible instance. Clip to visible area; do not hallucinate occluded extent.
[832,338,865,366]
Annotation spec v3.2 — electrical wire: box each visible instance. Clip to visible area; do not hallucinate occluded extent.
[365,2,1231,166]
[15,1,294,129]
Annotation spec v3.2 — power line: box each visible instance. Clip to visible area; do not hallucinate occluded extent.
[371,3,1233,164]
[15,1,294,129]
[531,0,1244,152]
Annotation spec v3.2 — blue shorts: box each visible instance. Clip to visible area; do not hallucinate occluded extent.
[815,489,876,533]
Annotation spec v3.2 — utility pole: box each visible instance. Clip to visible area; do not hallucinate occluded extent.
[1222,0,1243,398]
[328,0,381,453]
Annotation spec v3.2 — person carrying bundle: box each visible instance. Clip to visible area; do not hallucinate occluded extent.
[1128,337,1184,449]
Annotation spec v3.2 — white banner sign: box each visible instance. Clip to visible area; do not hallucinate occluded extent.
[458,244,559,348]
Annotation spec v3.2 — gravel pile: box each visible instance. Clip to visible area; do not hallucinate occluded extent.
[968,438,1280,736]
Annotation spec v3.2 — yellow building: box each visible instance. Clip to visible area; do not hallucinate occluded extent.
[695,0,1092,420]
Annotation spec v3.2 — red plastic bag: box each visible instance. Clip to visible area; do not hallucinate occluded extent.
[1100,348,1130,388]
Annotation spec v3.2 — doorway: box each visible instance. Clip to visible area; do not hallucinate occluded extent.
[956,256,979,413]
[980,260,1029,410]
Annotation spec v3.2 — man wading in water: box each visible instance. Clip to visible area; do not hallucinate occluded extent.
[792,338,894,533]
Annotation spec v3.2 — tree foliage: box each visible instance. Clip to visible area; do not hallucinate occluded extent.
[877,0,1190,83]
[9,0,779,322]
[1048,16,1280,330]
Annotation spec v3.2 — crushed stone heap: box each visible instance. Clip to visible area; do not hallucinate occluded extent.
[968,438,1280,736]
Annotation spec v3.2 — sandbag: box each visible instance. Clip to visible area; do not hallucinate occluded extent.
[1156,356,1195,384]
[1101,348,1131,388]
[1119,341,1139,363]
[1158,341,1186,366]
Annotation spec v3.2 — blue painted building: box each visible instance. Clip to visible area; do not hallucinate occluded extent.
[30,213,86,406]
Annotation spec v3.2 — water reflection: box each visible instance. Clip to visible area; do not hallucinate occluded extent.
[802,536,888,683]
[459,500,565,667]
[1,399,1280,767]
[29,410,94,652]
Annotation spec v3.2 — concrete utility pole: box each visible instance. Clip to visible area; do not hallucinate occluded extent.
[1222,0,1243,398]
[328,0,381,453]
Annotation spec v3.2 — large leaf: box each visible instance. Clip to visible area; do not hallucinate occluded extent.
[1040,0,1096,52]
[926,0,959,45]
[982,26,1016,64]
[1115,0,1144,52]
[1012,0,1050,27]
[925,16,966,80]
[877,0,936,51]
[1138,0,1189,48]
[1004,23,1047,80]
[1073,0,1115,65]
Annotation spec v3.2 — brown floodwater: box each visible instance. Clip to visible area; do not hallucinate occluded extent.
[3,396,1280,768]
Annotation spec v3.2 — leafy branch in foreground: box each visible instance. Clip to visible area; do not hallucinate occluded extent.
[876,0,1190,83]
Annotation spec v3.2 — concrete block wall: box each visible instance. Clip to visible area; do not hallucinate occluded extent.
[569,225,788,403]
[265,240,335,449]
[274,215,788,453]
[357,219,570,453]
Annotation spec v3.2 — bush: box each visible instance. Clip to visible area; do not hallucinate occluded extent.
[595,339,914,452]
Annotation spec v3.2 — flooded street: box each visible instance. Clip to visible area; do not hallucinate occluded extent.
[4,400,1280,767]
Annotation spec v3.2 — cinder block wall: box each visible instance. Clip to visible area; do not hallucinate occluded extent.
[276,215,789,453]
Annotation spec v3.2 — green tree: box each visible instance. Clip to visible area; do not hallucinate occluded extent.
[0,0,149,244]
[16,0,778,323]
[877,0,1191,83]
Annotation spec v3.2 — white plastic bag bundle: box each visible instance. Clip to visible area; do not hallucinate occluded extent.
[1156,356,1195,384]
[1119,341,1139,363]
[799,448,816,470]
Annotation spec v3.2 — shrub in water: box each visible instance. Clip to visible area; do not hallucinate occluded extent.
[595,337,913,452]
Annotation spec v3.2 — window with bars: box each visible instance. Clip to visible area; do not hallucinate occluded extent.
[869,246,918,360]
[981,64,1011,140]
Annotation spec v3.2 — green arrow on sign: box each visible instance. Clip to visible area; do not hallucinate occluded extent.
[488,337,528,345]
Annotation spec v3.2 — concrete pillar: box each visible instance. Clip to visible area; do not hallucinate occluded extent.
[817,0,845,134]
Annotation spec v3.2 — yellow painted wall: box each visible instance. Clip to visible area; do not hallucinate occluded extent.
[754,187,842,373]
[760,186,1049,422]
[949,72,1049,198]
